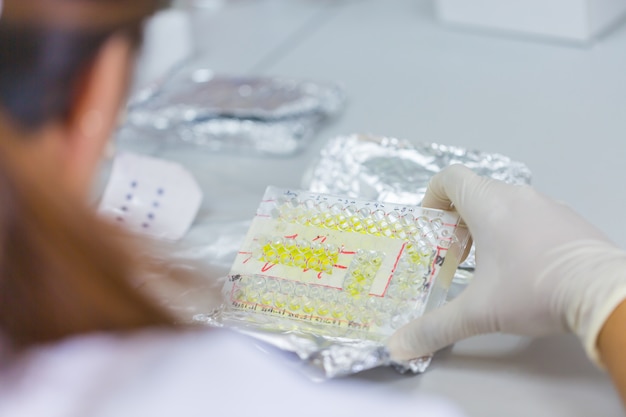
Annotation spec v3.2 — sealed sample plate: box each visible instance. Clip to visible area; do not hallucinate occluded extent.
[218,187,468,376]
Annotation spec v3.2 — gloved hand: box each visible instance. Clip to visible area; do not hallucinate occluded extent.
[387,164,626,366]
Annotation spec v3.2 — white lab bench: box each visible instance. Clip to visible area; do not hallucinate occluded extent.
[125,1,626,415]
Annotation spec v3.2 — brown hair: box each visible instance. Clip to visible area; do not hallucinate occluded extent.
[0,0,166,128]
[0,0,176,350]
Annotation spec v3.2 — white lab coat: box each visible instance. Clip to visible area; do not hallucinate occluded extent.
[0,328,466,417]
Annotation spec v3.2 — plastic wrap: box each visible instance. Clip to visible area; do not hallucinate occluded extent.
[203,186,469,378]
[117,63,345,155]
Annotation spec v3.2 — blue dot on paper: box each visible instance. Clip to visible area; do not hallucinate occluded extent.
[131,181,138,188]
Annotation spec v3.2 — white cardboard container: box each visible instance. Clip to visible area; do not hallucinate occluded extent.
[435,0,626,43]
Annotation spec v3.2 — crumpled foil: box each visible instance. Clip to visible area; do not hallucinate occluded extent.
[117,63,345,155]
[196,311,433,379]
[303,133,533,273]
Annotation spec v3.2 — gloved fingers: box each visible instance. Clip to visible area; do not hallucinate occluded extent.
[422,165,478,264]
[422,164,477,212]
[422,164,502,233]
[387,294,487,361]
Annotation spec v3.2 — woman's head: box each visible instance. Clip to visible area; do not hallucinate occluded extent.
[0,0,164,127]
[0,0,176,350]
[0,0,167,195]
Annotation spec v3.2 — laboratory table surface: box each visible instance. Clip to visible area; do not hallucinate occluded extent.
[121,1,626,416]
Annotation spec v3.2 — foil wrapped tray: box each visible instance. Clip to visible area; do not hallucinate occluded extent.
[117,63,345,155]
[304,133,531,206]
[303,133,532,273]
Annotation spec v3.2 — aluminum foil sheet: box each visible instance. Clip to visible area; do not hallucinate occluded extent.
[303,133,533,272]
[117,63,345,155]
[194,317,433,379]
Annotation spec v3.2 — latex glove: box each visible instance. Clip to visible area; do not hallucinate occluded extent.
[387,164,626,366]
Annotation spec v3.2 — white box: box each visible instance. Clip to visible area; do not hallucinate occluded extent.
[436,0,626,43]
